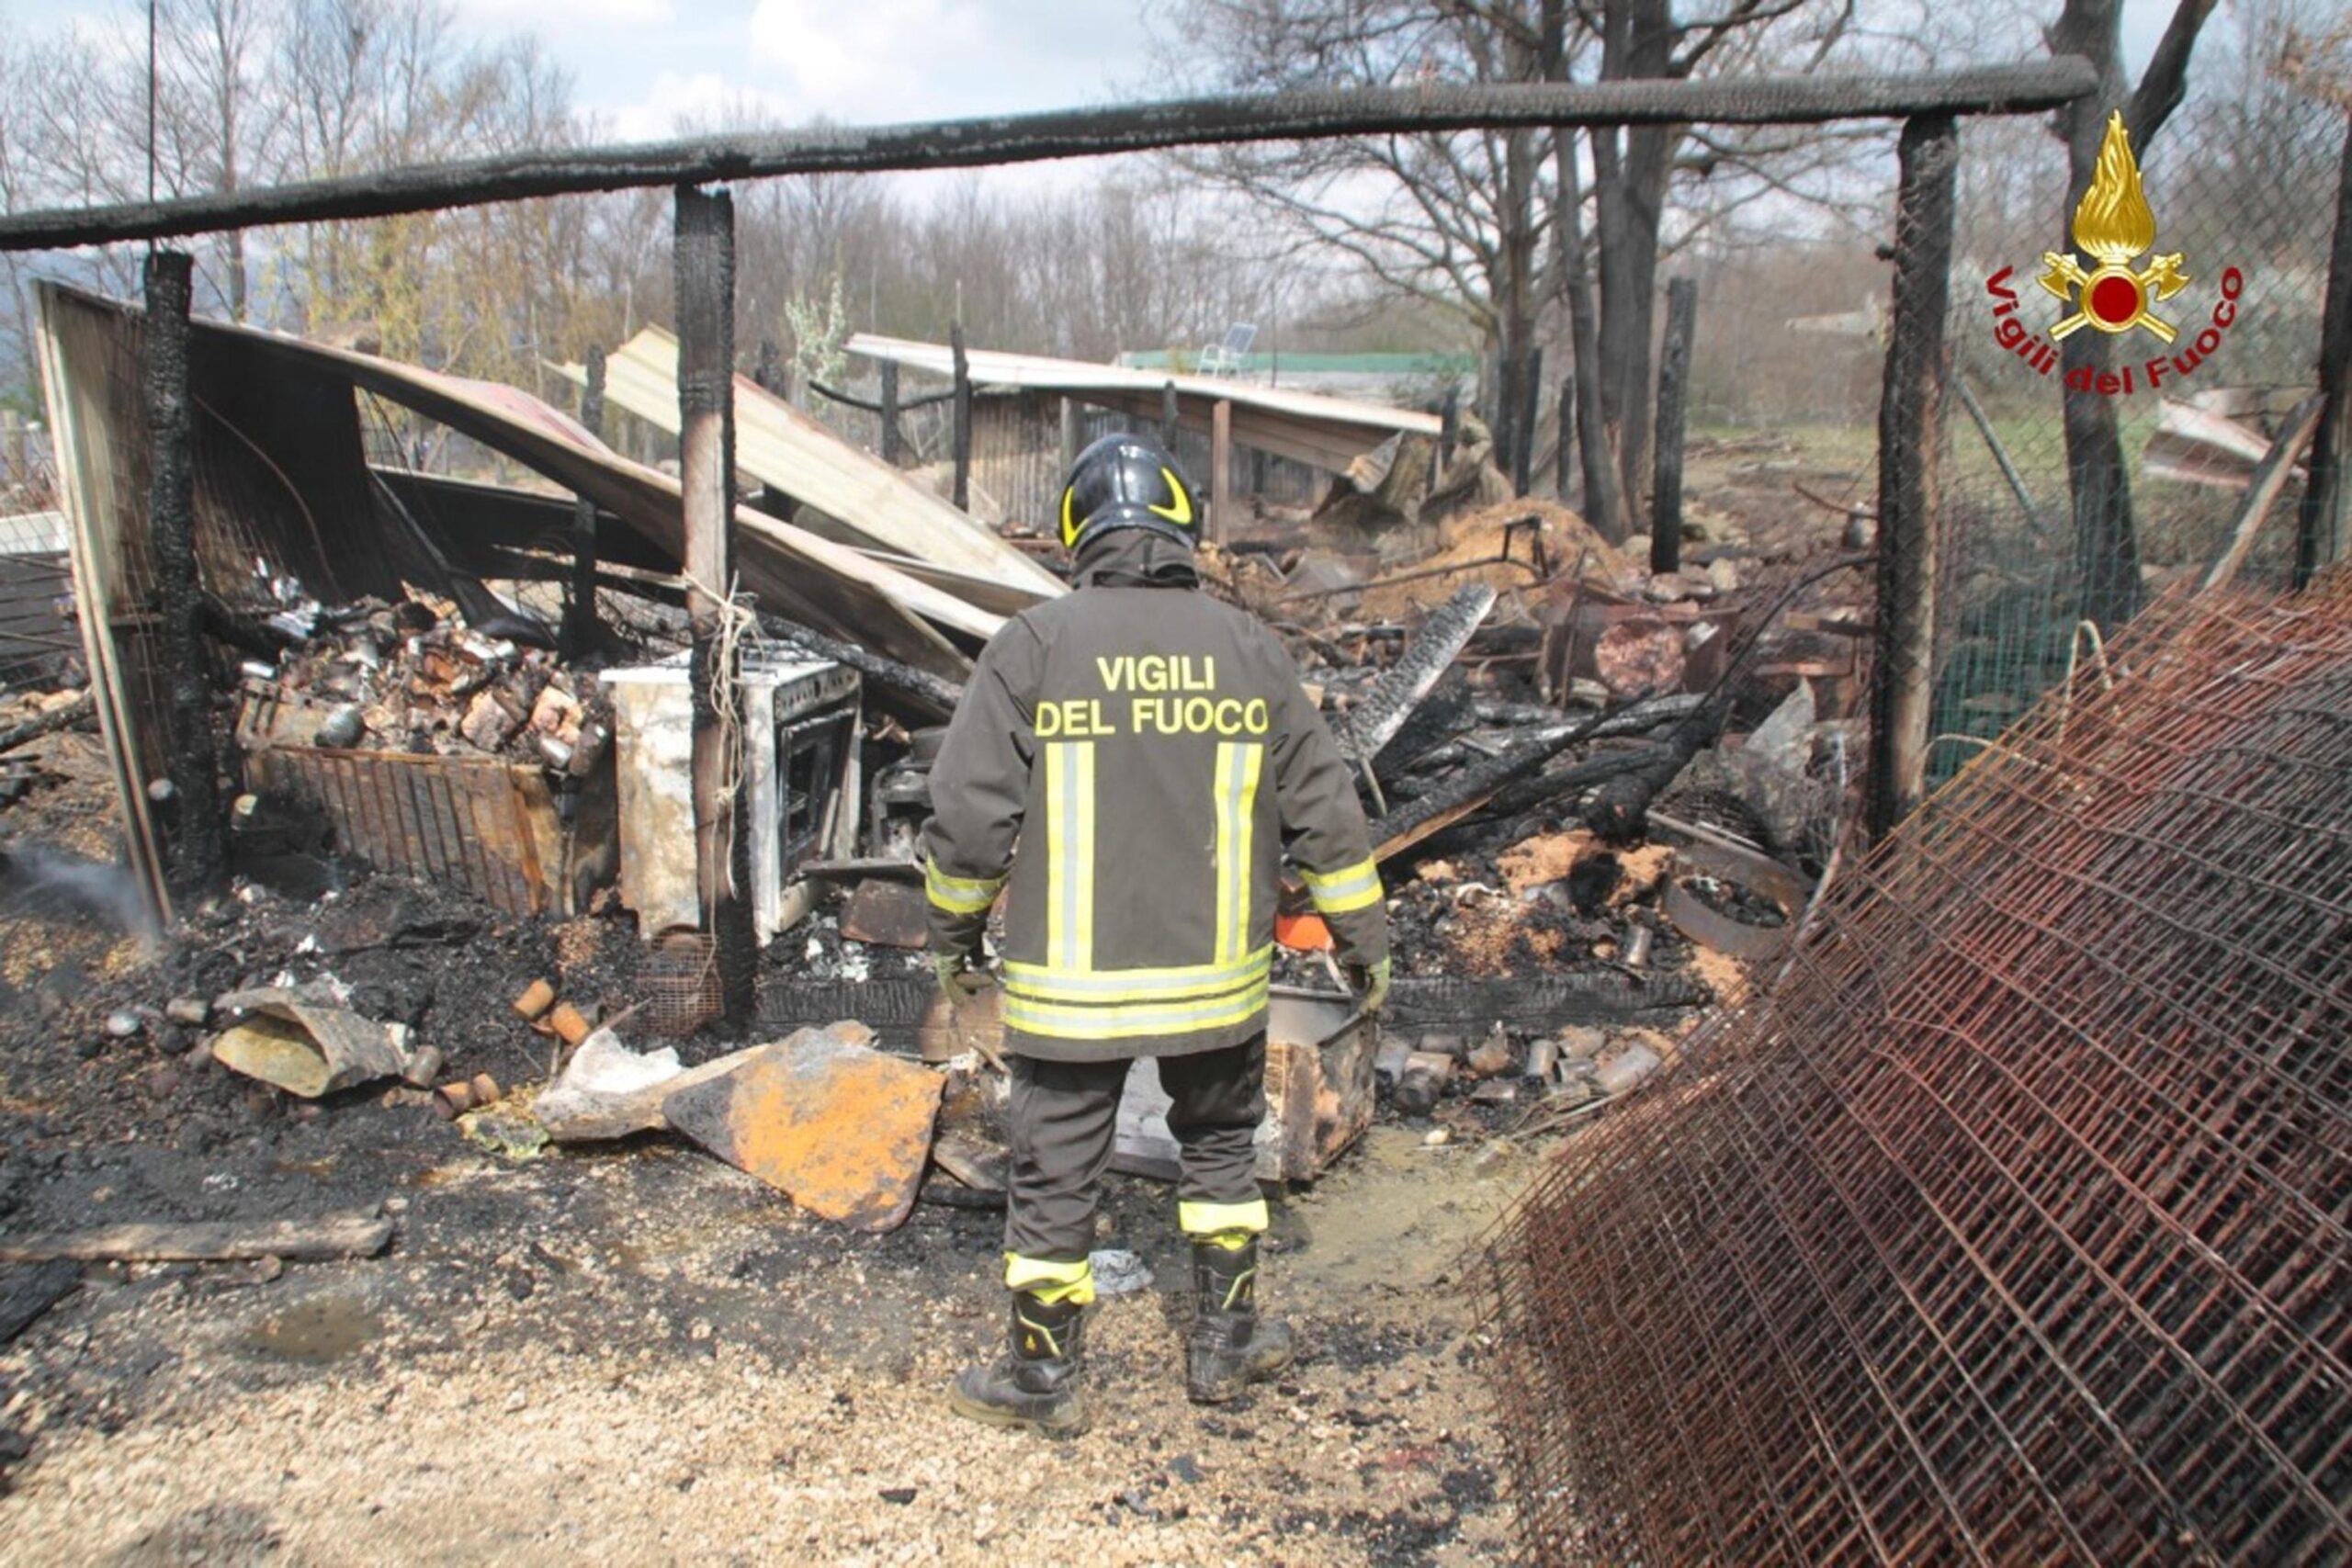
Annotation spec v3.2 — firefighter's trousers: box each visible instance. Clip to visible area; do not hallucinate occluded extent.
[1004,1032,1268,1270]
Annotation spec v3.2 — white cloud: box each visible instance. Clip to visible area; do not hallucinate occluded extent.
[449,0,675,28]
[605,69,803,141]
[744,0,989,118]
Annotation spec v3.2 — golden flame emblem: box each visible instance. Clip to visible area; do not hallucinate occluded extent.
[2038,111,2190,343]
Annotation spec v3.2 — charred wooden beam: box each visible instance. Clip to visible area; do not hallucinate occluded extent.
[145,250,226,899]
[1868,115,1957,840]
[0,67,2095,253]
[675,184,757,1029]
[1651,276,1697,575]
[756,612,964,718]
[1340,581,1497,762]
[1581,695,1725,843]
[563,344,606,659]
[0,692,95,755]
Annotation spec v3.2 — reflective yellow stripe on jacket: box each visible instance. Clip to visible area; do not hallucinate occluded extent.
[1301,854,1384,915]
[1044,740,1096,971]
[924,857,1005,915]
[1001,947,1272,1040]
[1212,740,1264,964]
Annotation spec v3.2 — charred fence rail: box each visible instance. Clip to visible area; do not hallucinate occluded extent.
[1478,573,2352,1564]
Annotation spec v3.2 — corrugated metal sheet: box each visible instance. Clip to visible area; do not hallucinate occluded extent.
[240,697,615,919]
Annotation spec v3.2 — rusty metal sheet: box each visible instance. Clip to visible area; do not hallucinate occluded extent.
[662,1024,942,1232]
[840,877,932,949]
[240,728,605,918]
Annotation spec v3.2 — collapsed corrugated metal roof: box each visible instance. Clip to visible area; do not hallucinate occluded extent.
[556,328,1065,609]
[846,333,1442,474]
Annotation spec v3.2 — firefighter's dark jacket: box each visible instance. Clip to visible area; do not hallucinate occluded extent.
[922,529,1388,1065]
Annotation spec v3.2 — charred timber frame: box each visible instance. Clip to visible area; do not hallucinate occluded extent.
[0,66,2095,253]
[1868,116,1958,840]
[675,185,759,1027]
[144,250,227,897]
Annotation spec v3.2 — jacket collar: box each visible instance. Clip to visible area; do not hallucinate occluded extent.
[1072,527,1200,590]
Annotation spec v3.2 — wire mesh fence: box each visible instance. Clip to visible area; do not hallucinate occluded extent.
[1477,570,2352,1564]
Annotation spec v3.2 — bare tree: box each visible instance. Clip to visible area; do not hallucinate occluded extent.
[1152,0,1896,518]
[2047,0,2217,629]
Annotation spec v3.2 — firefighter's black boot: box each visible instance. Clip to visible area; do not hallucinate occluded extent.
[1186,1235,1294,1404]
[947,1291,1090,1438]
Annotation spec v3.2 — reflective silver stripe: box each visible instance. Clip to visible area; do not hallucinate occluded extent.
[1001,978,1270,1040]
[924,858,1003,914]
[1002,947,1272,1002]
[1045,741,1094,972]
[1212,741,1263,965]
[1304,856,1383,914]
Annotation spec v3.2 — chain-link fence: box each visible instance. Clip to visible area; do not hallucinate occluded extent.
[1931,91,2345,778]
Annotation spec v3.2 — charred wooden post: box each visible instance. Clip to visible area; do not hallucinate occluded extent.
[1651,276,1697,575]
[562,344,606,659]
[1523,345,1543,501]
[1159,378,1180,450]
[144,249,225,899]
[1552,124,1627,540]
[1210,396,1233,544]
[674,184,757,1028]
[753,337,781,392]
[950,324,972,511]
[1868,116,1957,841]
[1057,394,1079,479]
[2297,109,2352,587]
[1555,372,1576,504]
[878,360,903,466]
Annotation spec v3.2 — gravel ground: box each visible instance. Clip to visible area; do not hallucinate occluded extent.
[0,1124,1530,1565]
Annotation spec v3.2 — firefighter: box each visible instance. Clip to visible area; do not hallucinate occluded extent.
[923,434,1390,1438]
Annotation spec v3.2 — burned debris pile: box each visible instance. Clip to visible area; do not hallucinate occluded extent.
[0,293,1871,1280]
[240,597,612,777]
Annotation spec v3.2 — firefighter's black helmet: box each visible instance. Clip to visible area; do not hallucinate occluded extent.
[1058,434,1199,552]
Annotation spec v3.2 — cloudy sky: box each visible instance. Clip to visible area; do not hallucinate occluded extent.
[19,0,2184,148]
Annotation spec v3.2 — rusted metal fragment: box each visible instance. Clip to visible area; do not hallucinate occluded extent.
[662,1024,941,1232]
[1659,839,1807,961]
[209,987,408,1099]
[840,877,932,949]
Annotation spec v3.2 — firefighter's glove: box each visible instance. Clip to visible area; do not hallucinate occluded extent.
[933,950,994,1002]
[1344,955,1392,1015]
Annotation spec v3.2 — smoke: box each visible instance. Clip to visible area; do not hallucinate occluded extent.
[0,840,162,952]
